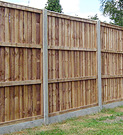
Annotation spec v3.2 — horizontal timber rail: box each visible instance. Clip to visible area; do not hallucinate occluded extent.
[48,76,97,83]
[47,11,97,24]
[102,75,123,79]
[0,42,42,49]
[49,103,98,117]
[101,22,123,30]
[101,49,123,54]
[103,99,123,105]
[0,115,44,127]
[48,46,97,51]
[0,80,42,87]
[0,1,42,13]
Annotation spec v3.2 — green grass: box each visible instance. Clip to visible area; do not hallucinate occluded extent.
[10,106,123,135]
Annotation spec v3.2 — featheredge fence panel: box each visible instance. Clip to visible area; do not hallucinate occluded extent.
[101,22,123,104]
[47,12,98,116]
[0,2,43,125]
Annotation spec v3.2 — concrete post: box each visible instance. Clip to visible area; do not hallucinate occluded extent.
[97,20,102,110]
[43,9,49,125]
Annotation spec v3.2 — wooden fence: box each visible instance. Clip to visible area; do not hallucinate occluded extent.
[0,1,123,127]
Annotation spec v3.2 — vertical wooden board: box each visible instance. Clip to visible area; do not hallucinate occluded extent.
[52,17,55,46]
[59,51,62,79]
[78,81,81,107]
[88,52,90,76]
[102,79,104,103]
[27,12,32,44]
[77,51,79,77]
[36,85,41,115]
[36,49,40,79]
[74,82,77,107]
[19,86,23,118]
[5,44,10,121]
[53,83,56,112]
[68,51,72,78]
[56,83,60,111]
[68,82,72,109]
[85,52,88,76]
[36,14,40,44]
[48,84,51,113]
[0,88,5,122]
[83,51,85,77]
[65,51,68,78]
[32,49,37,80]
[27,49,32,80]
[62,83,65,110]
[0,7,5,42]
[70,20,74,48]
[92,24,95,49]
[24,11,28,43]
[85,81,88,105]
[19,10,24,43]
[61,19,65,47]
[10,87,15,121]
[76,22,79,47]
[59,18,62,47]
[55,51,59,79]
[14,10,19,119]
[65,82,69,109]
[73,21,76,47]
[65,19,68,47]
[48,16,52,46]
[0,47,5,81]
[49,84,52,113]
[82,23,85,48]
[9,48,15,81]
[48,50,52,79]
[23,85,28,117]
[80,81,83,106]
[83,81,86,106]
[32,48,37,116]
[55,17,59,46]
[67,20,70,47]
[10,9,15,43]
[15,48,19,119]
[5,8,9,42]
[40,13,43,46]
[40,83,43,116]
[27,49,32,117]
[62,51,65,78]
[28,85,33,117]
[74,51,77,77]
[15,9,19,43]
[79,22,82,48]
[5,86,10,122]
[23,48,28,117]
[59,83,62,111]
[32,13,36,44]
[19,48,23,81]
[84,23,87,49]
[72,81,75,108]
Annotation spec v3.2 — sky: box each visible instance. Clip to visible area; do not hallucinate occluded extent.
[1,0,110,22]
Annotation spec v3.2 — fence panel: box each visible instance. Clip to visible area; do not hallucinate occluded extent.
[101,23,123,104]
[0,3,43,125]
[47,12,98,116]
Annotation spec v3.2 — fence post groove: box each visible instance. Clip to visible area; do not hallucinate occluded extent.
[97,20,102,110]
[43,9,49,125]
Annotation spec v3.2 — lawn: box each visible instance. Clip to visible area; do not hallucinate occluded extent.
[9,106,123,135]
